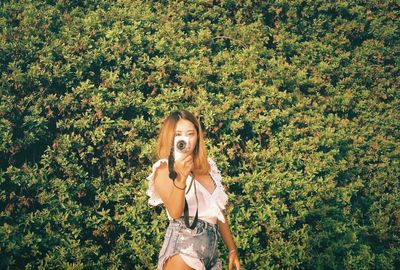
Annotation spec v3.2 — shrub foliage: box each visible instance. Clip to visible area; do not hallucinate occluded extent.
[0,0,399,269]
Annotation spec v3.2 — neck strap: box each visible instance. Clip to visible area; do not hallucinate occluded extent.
[168,149,198,229]
[183,176,198,229]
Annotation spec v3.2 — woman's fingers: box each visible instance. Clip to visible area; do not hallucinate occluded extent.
[183,155,193,173]
[228,254,240,270]
[174,154,193,178]
[181,154,192,166]
[235,259,240,270]
[228,256,233,270]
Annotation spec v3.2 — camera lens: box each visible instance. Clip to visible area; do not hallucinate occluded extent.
[176,140,187,151]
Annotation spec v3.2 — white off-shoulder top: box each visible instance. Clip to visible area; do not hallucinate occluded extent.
[146,157,229,224]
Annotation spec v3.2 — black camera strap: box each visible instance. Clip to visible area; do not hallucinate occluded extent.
[168,149,198,229]
[183,176,198,229]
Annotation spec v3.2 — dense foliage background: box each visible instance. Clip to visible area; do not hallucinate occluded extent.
[1,0,399,269]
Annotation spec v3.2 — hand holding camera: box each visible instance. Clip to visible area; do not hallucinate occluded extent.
[174,136,190,160]
[173,136,193,182]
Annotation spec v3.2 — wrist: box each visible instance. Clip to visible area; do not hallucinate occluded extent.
[173,180,186,190]
[177,173,188,182]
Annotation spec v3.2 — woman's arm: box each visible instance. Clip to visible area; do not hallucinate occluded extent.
[218,214,241,270]
[218,217,237,252]
[153,163,185,218]
[153,155,193,219]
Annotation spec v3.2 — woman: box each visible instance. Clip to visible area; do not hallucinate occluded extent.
[147,110,241,270]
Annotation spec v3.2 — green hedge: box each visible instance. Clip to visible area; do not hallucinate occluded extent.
[0,0,399,269]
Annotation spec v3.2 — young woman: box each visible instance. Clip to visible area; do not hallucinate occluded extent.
[147,110,241,270]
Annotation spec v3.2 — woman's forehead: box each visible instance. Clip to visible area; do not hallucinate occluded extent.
[175,119,196,131]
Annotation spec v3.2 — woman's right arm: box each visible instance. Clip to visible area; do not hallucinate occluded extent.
[153,155,193,219]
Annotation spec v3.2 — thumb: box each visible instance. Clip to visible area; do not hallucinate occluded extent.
[228,259,233,270]
[235,260,241,270]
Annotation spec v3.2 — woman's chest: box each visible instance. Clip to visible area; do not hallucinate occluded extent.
[194,174,216,195]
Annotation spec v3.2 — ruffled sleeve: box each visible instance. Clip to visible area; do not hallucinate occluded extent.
[208,157,229,222]
[146,159,168,206]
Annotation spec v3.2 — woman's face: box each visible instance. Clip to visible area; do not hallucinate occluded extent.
[175,119,198,155]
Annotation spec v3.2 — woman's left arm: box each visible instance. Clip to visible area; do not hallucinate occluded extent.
[218,214,241,270]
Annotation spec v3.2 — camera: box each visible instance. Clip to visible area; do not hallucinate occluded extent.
[174,136,190,160]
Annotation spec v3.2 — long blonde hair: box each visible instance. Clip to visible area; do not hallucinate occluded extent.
[157,110,210,174]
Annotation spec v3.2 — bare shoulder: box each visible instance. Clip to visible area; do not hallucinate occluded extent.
[154,162,170,183]
[154,162,173,197]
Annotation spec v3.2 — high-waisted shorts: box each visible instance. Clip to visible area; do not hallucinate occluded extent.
[157,218,222,270]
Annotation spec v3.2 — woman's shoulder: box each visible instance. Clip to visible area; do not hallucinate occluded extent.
[147,159,168,179]
[207,157,221,173]
[146,159,168,206]
[207,156,216,167]
[151,159,168,170]
[207,157,229,213]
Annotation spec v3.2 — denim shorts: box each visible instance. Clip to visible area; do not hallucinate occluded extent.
[157,218,222,270]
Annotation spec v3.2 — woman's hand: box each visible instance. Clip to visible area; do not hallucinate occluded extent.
[228,250,241,270]
[174,154,193,183]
